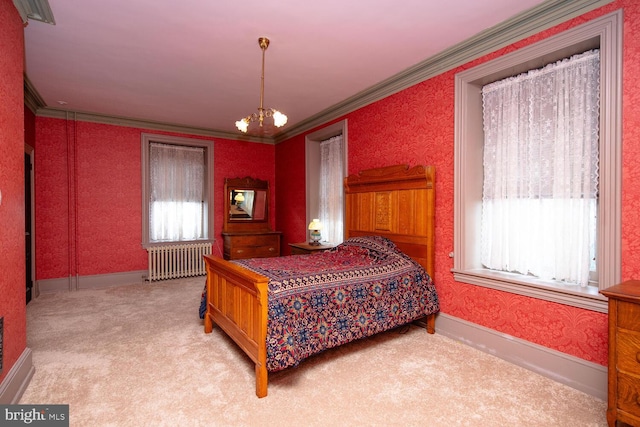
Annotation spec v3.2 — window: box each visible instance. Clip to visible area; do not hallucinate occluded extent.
[141,133,214,246]
[306,120,348,244]
[319,135,345,243]
[481,49,599,287]
[453,11,621,313]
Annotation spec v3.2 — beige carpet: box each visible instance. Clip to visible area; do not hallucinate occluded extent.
[20,277,607,426]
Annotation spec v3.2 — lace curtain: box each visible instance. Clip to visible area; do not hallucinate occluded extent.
[481,49,600,287]
[241,190,254,216]
[319,135,344,244]
[149,142,206,242]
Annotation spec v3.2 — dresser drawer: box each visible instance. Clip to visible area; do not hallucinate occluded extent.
[229,234,279,248]
[617,372,640,416]
[617,330,640,373]
[230,245,279,258]
[617,300,640,330]
[223,232,281,260]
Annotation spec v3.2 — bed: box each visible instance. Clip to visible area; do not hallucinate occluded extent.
[202,164,439,397]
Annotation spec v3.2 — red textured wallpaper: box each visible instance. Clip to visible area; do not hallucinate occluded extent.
[276,1,640,366]
[0,0,26,384]
[35,118,74,278]
[620,1,640,282]
[275,134,307,254]
[35,119,275,278]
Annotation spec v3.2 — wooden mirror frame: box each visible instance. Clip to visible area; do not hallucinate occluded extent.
[223,177,272,233]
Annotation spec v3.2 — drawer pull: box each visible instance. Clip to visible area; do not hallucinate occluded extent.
[236,249,244,253]
[269,247,275,252]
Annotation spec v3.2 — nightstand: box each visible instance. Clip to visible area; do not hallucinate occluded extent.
[600,280,640,427]
[289,242,335,255]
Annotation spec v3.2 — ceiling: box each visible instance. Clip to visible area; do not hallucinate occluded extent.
[22,0,548,141]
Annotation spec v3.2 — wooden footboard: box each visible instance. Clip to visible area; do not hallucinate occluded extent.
[203,254,270,397]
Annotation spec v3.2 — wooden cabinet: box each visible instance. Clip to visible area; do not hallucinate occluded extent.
[289,242,335,255]
[222,231,281,260]
[600,280,640,427]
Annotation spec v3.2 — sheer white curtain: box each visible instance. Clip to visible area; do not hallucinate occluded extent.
[319,135,344,244]
[242,190,254,216]
[481,49,599,287]
[149,142,206,242]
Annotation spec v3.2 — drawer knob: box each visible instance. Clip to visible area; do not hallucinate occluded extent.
[237,249,244,253]
[269,247,275,252]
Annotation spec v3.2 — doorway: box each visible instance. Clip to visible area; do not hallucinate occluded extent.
[24,150,33,304]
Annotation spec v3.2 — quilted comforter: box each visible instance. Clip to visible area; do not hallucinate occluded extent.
[200,235,439,372]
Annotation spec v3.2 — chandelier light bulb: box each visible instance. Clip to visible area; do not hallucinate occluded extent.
[235,119,249,133]
[272,110,288,127]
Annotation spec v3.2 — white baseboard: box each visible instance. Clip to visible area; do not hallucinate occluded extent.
[434,313,607,401]
[36,270,147,294]
[0,348,34,404]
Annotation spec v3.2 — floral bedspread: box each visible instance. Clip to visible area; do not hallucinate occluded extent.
[227,235,440,372]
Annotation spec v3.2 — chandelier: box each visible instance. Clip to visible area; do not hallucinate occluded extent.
[235,37,288,134]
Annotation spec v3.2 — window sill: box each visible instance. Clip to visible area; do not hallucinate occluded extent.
[451,268,608,313]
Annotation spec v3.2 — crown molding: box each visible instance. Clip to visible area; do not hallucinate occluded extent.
[35,108,276,145]
[23,74,45,114]
[273,0,613,143]
[24,73,274,144]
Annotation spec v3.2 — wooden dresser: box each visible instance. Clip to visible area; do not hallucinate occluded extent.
[600,280,640,427]
[222,176,281,260]
[222,231,281,260]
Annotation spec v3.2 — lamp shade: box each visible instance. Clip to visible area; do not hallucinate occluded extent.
[308,219,322,230]
[234,192,245,203]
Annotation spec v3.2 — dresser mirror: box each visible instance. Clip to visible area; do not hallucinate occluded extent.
[229,189,267,221]
[224,176,271,233]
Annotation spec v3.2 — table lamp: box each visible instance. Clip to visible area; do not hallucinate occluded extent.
[308,219,323,246]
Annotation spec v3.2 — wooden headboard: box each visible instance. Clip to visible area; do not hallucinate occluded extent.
[344,164,435,278]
